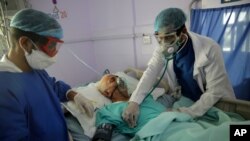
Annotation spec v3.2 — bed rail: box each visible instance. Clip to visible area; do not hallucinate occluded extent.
[124,67,250,120]
[215,98,250,120]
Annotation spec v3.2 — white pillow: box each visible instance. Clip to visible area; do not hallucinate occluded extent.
[114,71,139,95]
[115,71,165,99]
[62,83,111,138]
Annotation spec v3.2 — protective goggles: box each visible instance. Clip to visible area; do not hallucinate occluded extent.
[39,37,64,57]
[154,32,177,45]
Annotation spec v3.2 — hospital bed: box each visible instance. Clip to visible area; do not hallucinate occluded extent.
[124,67,250,120]
[65,67,250,141]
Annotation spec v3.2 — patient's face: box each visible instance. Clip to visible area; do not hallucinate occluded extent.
[97,74,129,102]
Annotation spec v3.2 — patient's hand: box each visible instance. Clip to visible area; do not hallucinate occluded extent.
[73,93,94,118]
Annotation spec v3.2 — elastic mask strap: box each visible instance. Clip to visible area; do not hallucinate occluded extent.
[29,39,40,51]
[109,85,118,100]
[175,34,188,54]
[20,43,29,55]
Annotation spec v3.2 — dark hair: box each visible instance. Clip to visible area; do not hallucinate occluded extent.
[176,24,186,36]
[10,27,48,47]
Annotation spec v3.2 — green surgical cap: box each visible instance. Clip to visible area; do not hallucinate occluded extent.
[154,8,186,32]
[10,8,63,39]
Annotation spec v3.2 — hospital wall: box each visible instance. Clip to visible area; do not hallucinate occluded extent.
[29,0,97,87]
[29,0,249,86]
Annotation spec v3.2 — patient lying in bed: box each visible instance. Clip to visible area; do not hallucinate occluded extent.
[93,74,166,141]
[92,74,130,141]
[94,74,250,141]
[63,72,166,140]
[64,73,247,141]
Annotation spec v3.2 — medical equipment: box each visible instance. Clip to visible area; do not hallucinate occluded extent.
[0,0,10,50]
[143,35,188,102]
[159,33,188,58]
[92,123,113,141]
[144,57,169,101]
[29,37,63,57]
[52,0,59,13]
[108,77,128,100]
[67,48,102,77]
[39,36,64,57]
[155,32,178,44]
[116,77,127,90]
[22,47,56,69]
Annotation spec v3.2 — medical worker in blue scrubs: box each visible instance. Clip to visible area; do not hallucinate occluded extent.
[122,8,236,128]
[0,9,94,141]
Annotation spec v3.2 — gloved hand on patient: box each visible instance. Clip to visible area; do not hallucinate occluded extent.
[122,85,181,128]
[73,93,95,118]
[122,101,139,128]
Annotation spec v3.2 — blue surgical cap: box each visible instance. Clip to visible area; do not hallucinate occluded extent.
[10,8,63,39]
[154,8,186,32]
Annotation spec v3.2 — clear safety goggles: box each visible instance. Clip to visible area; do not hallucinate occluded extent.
[154,32,177,45]
[37,37,64,57]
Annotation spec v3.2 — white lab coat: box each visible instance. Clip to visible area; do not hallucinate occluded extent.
[130,31,235,118]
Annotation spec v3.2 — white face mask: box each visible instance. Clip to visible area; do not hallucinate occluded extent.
[24,49,56,69]
[21,40,56,70]
[160,34,188,58]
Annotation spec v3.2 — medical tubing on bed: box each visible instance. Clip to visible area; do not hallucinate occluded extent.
[144,57,171,101]
[67,49,102,77]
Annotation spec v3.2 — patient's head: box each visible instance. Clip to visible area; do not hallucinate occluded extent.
[97,74,129,102]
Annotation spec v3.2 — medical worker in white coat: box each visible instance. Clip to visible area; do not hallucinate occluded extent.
[122,7,235,128]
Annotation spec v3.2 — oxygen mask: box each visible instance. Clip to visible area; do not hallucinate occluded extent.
[155,32,188,58]
[116,77,127,91]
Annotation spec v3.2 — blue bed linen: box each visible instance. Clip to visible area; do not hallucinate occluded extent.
[96,95,248,141]
[95,95,166,136]
[131,97,249,141]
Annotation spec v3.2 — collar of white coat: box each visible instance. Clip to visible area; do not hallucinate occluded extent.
[0,54,22,72]
[188,32,209,76]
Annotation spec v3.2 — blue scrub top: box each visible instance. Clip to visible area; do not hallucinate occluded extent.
[0,70,71,141]
[173,37,202,101]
